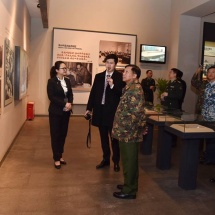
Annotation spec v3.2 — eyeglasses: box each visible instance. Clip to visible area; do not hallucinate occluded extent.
[59,67,67,71]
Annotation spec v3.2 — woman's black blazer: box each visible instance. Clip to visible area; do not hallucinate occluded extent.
[47,76,73,116]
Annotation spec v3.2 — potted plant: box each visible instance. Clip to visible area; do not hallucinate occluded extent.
[155,78,168,99]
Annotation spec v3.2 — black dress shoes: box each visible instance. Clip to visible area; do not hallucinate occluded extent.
[210,178,215,182]
[96,160,110,169]
[54,164,61,169]
[60,160,67,165]
[114,164,120,172]
[117,184,124,190]
[113,191,136,199]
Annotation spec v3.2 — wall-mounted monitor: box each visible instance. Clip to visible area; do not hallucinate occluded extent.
[140,44,167,64]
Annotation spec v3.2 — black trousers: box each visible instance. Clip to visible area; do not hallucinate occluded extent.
[98,125,120,164]
[49,112,70,161]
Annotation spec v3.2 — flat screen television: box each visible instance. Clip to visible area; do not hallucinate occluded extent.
[140,44,167,64]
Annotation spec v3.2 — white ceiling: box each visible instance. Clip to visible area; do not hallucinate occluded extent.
[24,0,41,18]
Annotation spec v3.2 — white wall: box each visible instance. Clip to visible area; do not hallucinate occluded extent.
[0,0,31,162]
[28,0,172,114]
[29,0,215,114]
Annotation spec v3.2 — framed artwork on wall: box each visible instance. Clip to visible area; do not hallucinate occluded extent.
[52,28,137,104]
[14,46,28,100]
[201,22,215,79]
[4,38,14,107]
[0,42,3,114]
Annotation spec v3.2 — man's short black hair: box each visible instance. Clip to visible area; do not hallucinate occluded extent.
[125,64,141,79]
[207,65,215,72]
[171,68,183,78]
[146,70,152,74]
[104,54,118,64]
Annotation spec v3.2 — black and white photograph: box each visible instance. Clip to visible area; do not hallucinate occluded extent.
[99,40,132,66]
[64,62,92,91]
[52,28,136,104]
[4,38,14,106]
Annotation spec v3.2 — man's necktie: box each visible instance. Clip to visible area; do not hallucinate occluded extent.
[101,75,110,104]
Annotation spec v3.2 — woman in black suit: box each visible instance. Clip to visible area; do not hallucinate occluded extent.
[47,61,73,169]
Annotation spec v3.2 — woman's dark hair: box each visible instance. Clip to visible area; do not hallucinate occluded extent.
[50,61,65,78]
[125,64,141,79]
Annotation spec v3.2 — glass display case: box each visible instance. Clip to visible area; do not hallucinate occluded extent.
[165,113,215,134]
[145,105,184,123]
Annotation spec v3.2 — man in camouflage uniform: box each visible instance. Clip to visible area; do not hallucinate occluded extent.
[201,66,215,175]
[160,68,183,110]
[112,64,146,199]
[202,66,215,120]
[191,66,208,114]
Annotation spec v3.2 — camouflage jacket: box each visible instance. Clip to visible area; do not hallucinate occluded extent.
[191,73,208,114]
[202,81,215,121]
[112,80,145,143]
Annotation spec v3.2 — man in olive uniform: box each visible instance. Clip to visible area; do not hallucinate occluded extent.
[112,64,146,199]
[191,66,208,114]
[161,68,183,110]
[177,70,186,110]
[141,70,156,104]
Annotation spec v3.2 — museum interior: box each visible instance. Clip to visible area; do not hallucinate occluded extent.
[0,0,215,214]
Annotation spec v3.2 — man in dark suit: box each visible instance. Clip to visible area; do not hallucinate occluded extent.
[141,70,156,104]
[85,54,124,172]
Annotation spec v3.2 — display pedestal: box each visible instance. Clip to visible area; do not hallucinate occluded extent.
[156,127,173,170]
[178,139,200,190]
[141,123,154,155]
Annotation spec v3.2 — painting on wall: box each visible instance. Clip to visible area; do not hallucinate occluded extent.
[52,28,136,104]
[4,38,14,106]
[0,43,2,78]
[202,41,215,79]
[14,46,28,100]
[0,42,3,114]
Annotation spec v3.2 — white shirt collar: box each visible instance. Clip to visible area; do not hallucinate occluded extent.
[57,76,65,81]
[105,71,114,77]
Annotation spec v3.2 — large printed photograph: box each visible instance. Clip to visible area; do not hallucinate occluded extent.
[52,28,136,104]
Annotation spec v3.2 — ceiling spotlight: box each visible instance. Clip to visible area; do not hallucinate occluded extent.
[37,3,40,8]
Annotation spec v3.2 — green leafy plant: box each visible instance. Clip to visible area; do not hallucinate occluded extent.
[155,78,168,99]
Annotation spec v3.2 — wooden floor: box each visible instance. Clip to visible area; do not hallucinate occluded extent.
[0,116,215,215]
